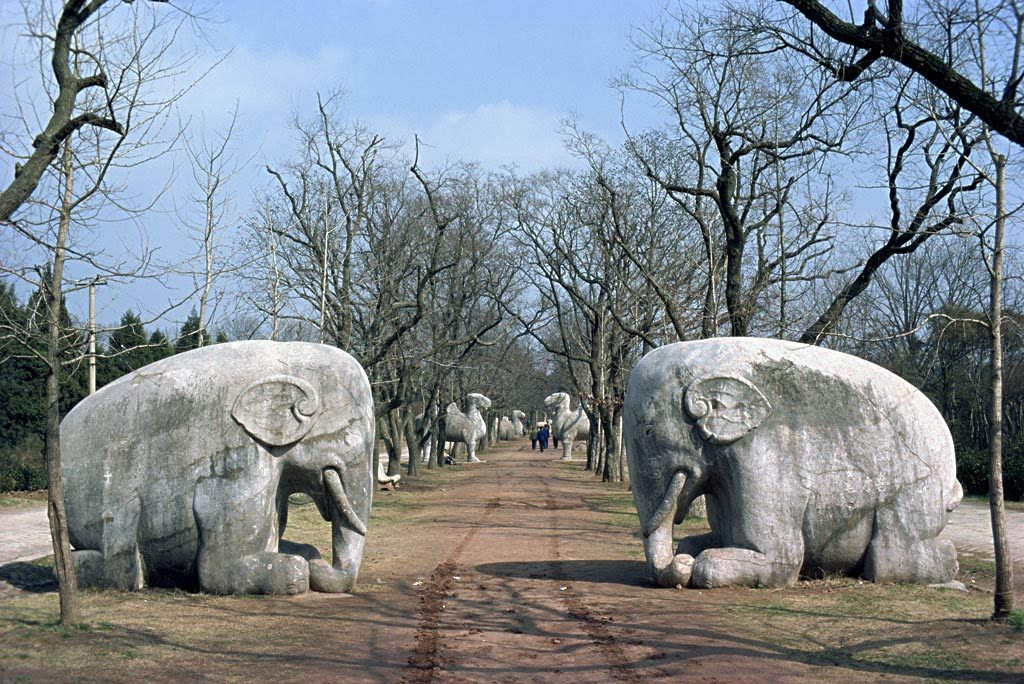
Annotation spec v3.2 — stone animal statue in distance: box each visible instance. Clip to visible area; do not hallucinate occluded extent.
[498,415,516,440]
[511,409,527,436]
[444,392,492,462]
[544,392,590,461]
[624,337,962,590]
[415,411,433,464]
[60,341,375,595]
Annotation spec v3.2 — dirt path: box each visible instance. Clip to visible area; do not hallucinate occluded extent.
[1,443,1023,682]
[0,505,51,565]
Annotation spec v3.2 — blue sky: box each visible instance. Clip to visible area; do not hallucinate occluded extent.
[1,1,668,329]
[190,1,661,168]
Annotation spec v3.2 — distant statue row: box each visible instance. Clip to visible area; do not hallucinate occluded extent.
[56,336,960,597]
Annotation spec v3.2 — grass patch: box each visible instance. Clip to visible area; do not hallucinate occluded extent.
[583,492,638,529]
[0,491,47,510]
[1010,610,1024,631]
[720,579,1013,679]
[963,495,1024,511]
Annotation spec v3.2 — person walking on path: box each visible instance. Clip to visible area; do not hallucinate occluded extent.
[538,424,550,452]
[531,426,539,450]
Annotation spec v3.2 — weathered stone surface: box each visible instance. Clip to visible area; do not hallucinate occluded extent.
[61,341,375,595]
[544,392,590,461]
[624,337,962,589]
[445,393,491,462]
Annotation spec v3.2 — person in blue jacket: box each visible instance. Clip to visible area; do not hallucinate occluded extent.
[538,424,550,452]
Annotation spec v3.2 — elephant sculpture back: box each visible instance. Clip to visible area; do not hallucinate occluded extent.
[60,340,375,593]
[624,336,961,589]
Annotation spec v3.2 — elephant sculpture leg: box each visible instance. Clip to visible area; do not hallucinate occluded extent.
[688,488,805,588]
[72,493,145,591]
[194,473,308,594]
[862,483,958,583]
[689,546,803,588]
[644,469,805,588]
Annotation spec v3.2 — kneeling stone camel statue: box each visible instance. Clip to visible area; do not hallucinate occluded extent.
[498,416,515,440]
[445,393,491,462]
[545,392,590,461]
[498,409,526,440]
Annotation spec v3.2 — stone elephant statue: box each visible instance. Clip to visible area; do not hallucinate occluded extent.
[545,392,590,461]
[624,337,961,590]
[444,393,491,462]
[61,341,374,595]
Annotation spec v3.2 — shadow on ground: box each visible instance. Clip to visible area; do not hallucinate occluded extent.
[475,559,649,586]
[0,562,57,593]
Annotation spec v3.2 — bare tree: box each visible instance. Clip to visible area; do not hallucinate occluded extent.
[800,79,985,343]
[980,141,1014,619]
[178,104,244,348]
[0,0,205,624]
[622,7,854,337]
[779,0,1024,147]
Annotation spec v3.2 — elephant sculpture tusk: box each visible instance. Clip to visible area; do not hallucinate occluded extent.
[323,468,367,537]
[642,470,687,538]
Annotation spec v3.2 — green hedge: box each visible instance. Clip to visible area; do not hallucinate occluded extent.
[0,436,46,492]
[957,446,1024,502]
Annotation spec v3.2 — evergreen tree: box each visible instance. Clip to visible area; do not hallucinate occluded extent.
[99,310,149,385]
[146,329,174,365]
[0,283,46,450]
[0,279,86,489]
[174,309,204,353]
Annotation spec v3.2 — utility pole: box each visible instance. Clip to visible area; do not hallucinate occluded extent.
[88,281,96,394]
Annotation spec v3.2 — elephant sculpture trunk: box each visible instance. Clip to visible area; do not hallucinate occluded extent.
[306,469,366,592]
[642,470,696,587]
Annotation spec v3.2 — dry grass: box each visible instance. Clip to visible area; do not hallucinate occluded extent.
[0,490,47,510]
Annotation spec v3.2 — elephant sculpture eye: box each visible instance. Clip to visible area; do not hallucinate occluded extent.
[683,375,771,445]
[231,375,322,447]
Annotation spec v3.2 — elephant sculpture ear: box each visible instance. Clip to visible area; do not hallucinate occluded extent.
[231,375,321,447]
[683,375,771,445]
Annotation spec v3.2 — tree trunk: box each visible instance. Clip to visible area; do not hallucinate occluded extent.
[601,407,618,483]
[46,141,79,625]
[592,414,605,478]
[988,154,1014,620]
[386,409,402,476]
[434,415,446,468]
[404,409,420,477]
[616,410,626,483]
